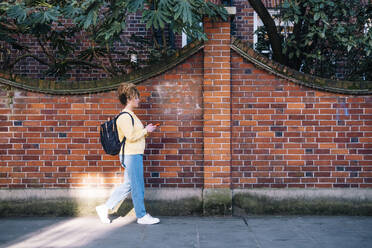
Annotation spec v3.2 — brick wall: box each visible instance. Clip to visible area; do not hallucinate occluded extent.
[231,52,372,188]
[0,51,204,189]
[232,0,277,42]
[232,0,254,41]
[140,52,204,188]
[1,16,371,190]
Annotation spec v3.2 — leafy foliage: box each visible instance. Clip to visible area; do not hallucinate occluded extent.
[0,0,227,79]
[255,0,372,81]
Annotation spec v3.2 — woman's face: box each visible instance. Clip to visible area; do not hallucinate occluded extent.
[127,95,140,108]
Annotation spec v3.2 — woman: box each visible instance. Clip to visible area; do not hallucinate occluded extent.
[96,83,160,225]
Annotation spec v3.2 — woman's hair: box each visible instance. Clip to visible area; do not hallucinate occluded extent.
[118,83,140,106]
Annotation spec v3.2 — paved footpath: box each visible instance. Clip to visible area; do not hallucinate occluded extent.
[0,215,371,248]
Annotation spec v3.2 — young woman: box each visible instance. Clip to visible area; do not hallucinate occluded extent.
[96,83,159,225]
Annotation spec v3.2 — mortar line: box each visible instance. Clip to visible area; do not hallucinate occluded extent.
[196,224,200,248]
[242,217,262,248]
[293,217,324,248]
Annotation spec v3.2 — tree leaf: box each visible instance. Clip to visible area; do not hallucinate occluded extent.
[159,0,174,10]
[7,4,27,23]
[314,12,320,21]
[83,9,98,29]
[126,0,144,13]
[43,8,60,23]
[61,4,81,19]
[174,0,193,25]
[142,9,171,30]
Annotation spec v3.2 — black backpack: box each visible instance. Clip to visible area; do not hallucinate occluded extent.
[100,112,134,160]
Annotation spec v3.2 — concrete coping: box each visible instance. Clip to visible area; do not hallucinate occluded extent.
[233,188,372,201]
[0,188,203,201]
[2,188,372,201]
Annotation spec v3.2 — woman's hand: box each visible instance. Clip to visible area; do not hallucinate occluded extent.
[145,123,157,133]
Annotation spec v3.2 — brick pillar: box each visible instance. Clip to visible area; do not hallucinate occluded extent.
[202,16,232,215]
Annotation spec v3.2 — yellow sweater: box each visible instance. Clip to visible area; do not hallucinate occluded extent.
[116,109,148,155]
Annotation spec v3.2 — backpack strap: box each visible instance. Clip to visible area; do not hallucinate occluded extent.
[115,111,134,163]
[116,111,134,131]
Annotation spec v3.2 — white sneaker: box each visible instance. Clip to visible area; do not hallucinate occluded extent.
[96,205,110,224]
[137,213,160,225]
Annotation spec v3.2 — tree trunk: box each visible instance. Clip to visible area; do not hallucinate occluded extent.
[247,0,286,65]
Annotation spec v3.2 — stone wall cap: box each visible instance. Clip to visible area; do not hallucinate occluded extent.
[231,37,372,95]
[0,40,204,95]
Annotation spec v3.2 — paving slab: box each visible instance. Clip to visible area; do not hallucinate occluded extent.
[0,216,371,248]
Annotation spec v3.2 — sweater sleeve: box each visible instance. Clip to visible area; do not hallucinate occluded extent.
[117,114,148,142]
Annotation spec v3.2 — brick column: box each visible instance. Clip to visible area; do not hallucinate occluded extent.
[203,17,231,188]
[202,16,232,214]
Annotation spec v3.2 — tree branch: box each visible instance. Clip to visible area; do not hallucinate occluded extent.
[90,38,111,75]
[8,54,49,69]
[37,37,55,63]
[151,27,161,50]
[105,42,119,76]
[65,59,106,69]
[162,29,167,54]
[288,4,306,70]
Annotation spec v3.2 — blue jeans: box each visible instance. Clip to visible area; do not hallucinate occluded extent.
[105,154,146,218]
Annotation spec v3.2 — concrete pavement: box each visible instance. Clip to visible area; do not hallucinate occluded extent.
[0,215,371,248]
